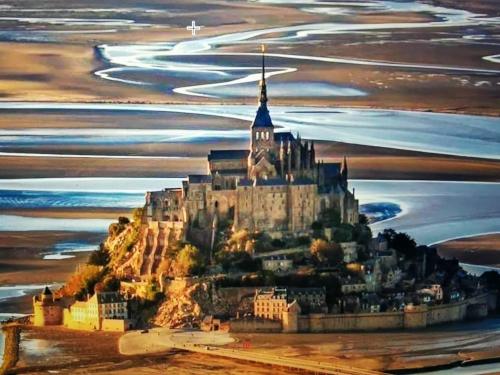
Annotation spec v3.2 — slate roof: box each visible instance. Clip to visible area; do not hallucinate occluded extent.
[188,174,212,184]
[254,177,287,186]
[292,177,316,185]
[95,292,126,304]
[322,162,341,179]
[274,132,295,143]
[237,178,253,187]
[208,149,249,161]
[251,103,273,128]
[213,168,248,176]
[42,286,52,295]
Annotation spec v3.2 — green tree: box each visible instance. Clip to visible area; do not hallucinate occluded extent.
[132,207,144,224]
[310,239,343,264]
[228,229,250,252]
[383,229,417,258]
[321,208,341,227]
[333,227,352,243]
[63,264,104,299]
[118,216,130,225]
[311,221,324,238]
[352,223,372,246]
[88,243,110,266]
[358,214,369,225]
[174,244,204,277]
[103,275,121,292]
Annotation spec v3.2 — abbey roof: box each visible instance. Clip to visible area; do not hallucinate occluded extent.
[188,174,212,184]
[208,149,249,161]
[274,132,295,143]
[322,163,342,178]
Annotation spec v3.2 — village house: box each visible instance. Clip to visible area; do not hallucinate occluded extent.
[340,241,358,263]
[341,277,368,294]
[261,255,293,272]
[254,287,327,320]
[64,291,129,331]
[63,291,130,332]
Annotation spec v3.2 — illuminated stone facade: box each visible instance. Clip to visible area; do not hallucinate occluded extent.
[144,51,358,239]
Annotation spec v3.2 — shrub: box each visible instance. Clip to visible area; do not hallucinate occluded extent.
[271,238,286,249]
[132,207,143,223]
[321,208,341,227]
[358,214,369,225]
[217,250,260,273]
[174,244,204,277]
[296,236,311,246]
[118,216,130,225]
[88,243,110,266]
[383,229,417,258]
[254,232,273,253]
[352,223,372,246]
[227,229,250,252]
[333,227,352,243]
[310,239,343,264]
[62,264,104,299]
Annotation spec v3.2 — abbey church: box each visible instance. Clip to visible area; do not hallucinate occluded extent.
[144,50,358,240]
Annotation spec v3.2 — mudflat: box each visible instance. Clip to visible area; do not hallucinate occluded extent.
[436,233,500,267]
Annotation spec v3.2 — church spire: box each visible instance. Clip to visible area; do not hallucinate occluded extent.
[341,156,348,184]
[259,44,268,105]
[251,44,273,128]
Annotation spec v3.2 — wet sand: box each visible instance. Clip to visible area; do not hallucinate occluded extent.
[0,230,106,313]
[425,0,500,15]
[14,319,500,374]
[436,233,500,267]
[0,208,128,312]
[0,0,498,115]
[1,141,499,181]
[232,318,500,372]
[16,326,289,374]
[0,208,132,219]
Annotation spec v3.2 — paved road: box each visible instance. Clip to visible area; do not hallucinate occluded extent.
[173,343,386,375]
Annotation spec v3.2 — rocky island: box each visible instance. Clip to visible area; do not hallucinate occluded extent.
[30,55,498,335]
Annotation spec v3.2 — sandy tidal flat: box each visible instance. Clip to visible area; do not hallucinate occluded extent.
[436,233,500,268]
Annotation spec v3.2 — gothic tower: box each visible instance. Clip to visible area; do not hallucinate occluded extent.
[248,45,278,180]
[250,45,274,156]
[341,156,348,189]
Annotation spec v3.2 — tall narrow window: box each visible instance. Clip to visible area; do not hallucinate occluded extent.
[256,132,260,140]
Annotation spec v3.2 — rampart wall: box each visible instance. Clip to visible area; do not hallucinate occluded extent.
[230,318,282,333]
[234,293,495,333]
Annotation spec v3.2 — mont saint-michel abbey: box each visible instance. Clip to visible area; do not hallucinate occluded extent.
[144,51,358,240]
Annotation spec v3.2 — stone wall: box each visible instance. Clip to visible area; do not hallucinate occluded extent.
[230,318,282,333]
[217,287,258,315]
[101,319,130,332]
[239,293,495,333]
[295,311,403,332]
[63,309,98,331]
[33,303,63,326]
[63,309,129,331]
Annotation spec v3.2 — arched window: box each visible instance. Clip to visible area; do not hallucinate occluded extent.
[256,132,260,140]
[265,132,269,140]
